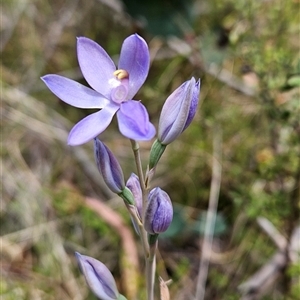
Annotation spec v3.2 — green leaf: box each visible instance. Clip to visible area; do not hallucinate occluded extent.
[287,75,300,87]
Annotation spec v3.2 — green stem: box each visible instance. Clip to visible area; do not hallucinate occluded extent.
[125,203,150,259]
[130,139,150,256]
[146,245,157,300]
[130,140,146,191]
[130,139,156,300]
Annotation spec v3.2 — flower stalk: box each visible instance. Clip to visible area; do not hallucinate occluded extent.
[146,249,156,300]
[42,31,202,300]
[130,139,158,300]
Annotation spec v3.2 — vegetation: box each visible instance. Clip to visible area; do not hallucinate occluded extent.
[2,0,299,299]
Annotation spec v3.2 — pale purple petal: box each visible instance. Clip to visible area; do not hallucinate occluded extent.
[94,139,125,193]
[158,78,198,145]
[117,100,155,141]
[77,37,116,98]
[41,75,108,108]
[126,173,142,217]
[75,252,119,300]
[145,187,173,234]
[183,79,201,131]
[118,34,150,99]
[68,103,119,146]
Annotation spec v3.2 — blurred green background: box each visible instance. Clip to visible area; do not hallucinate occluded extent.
[1,0,299,299]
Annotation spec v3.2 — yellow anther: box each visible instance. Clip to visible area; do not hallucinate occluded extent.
[113,69,129,80]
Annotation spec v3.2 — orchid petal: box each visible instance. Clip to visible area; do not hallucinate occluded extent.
[159,80,192,139]
[77,37,116,98]
[118,34,150,99]
[145,187,173,235]
[117,101,155,141]
[158,78,200,145]
[41,75,108,108]
[94,139,125,194]
[75,252,119,300]
[126,173,143,218]
[68,103,119,146]
[183,79,201,131]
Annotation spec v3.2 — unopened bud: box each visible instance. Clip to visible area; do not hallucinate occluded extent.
[94,138,125,194]
[75,252,120,300]
[144,187,173,235]
[126,173,142,218]
[158,77,200,145]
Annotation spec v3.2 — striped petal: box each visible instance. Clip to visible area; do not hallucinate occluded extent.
[68,102,119,145]
[118,34,150,99]
[41,75,108,108]
[117,100,155,141]
[77,37,116,98]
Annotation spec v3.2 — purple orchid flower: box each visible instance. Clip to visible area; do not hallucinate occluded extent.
[148,77,200,169]
[126,173,143,234]
[158,77,201,145]
[126,173,143,218]
[144,187,173,235]
[94,138,125,194]
[75,252,119,300]
[41,34,155,146]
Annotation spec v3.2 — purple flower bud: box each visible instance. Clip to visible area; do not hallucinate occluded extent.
[144,187,173,235]
[158,77,200,145]
[126,173,143,218]
[94,138,125,193]
[75,252,119,300]
[126,173,143,234]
